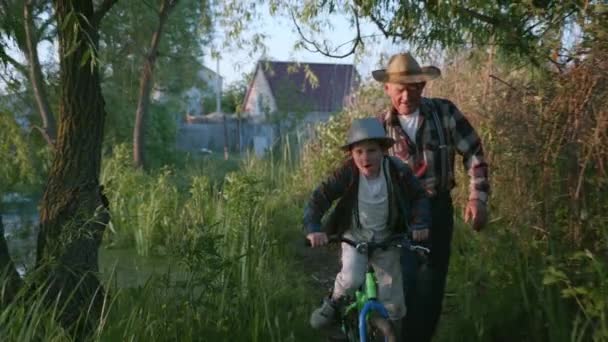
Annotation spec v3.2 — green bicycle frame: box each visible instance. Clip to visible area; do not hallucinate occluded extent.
[343,269,378,319]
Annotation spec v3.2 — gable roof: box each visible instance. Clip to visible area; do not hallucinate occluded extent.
[245,60,359,113]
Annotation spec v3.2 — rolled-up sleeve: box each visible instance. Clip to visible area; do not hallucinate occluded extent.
[448,101,490,203]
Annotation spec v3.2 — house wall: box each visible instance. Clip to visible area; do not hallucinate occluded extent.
[243,69,276,117]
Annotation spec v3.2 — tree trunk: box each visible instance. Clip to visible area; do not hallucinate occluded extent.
[0,215,23,308]
[133,0,178,169]
[23,0,57,146]
[36,0,111,337]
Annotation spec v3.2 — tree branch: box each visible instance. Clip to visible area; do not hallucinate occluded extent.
[489,74,521,92]
[291,5,363,58]
[368,11,396,39]
[93,0,118,24]
[455,6,502,27]
[32,125,56,148]
[0,50,28,75]
[24,0,56,145]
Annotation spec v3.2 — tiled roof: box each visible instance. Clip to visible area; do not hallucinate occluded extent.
[250,60,359,113]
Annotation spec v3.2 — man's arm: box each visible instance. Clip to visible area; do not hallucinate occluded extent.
[443,100,490,230]
[444,100,490,204]
[302,161,353,233]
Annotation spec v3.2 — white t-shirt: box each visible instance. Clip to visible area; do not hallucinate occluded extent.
[352,160,389,242]
[397,109,420,142]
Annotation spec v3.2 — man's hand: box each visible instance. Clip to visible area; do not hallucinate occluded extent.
[412,228,429,242]
[464,200,488,231]
[306,232,329,247]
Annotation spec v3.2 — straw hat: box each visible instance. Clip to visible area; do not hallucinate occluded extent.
[341,118,394,150]
[372,52,441,84]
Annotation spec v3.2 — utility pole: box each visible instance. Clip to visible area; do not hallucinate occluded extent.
[217,57,228,160]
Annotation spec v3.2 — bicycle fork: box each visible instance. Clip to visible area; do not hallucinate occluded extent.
[358,268,390,342]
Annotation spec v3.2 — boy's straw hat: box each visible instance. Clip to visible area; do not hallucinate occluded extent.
[341,118,394,150]
[372,52,441,84]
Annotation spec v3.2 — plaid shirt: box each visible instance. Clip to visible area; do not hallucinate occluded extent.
[378,97,490,203]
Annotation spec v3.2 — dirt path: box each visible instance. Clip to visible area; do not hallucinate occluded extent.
[292,239,341,296]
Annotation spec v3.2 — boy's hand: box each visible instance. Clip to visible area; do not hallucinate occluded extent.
[412,228,429,242]
[306,232,328,247]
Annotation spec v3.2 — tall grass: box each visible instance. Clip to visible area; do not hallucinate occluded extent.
[3,137,322,341]
[100,141,320,340]
[424,50,608,341]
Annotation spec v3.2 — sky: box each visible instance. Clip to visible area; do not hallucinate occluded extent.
[202,11,409,87]
[0,6,416,93]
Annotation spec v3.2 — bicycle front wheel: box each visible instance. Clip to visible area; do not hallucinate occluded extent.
[368,314,396,342]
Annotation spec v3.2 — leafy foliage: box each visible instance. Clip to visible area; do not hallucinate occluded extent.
[0,110,41,196]
[99,0,213,163]
[201,80,248,114]
[257,0,608,69]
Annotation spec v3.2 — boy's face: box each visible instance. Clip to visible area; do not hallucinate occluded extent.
[351,140,384,178]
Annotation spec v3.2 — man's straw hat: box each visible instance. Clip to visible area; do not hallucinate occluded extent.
[372,52,441,84]
[341,118,394,151]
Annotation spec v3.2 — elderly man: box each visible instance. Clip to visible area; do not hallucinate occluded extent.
[373,52,490,341]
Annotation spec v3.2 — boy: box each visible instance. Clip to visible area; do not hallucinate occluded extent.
[304,118,431,336]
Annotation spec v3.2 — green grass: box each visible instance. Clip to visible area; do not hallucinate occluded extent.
[4,111,607,341]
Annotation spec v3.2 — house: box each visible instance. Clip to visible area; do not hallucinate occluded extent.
[176,60,360,156]
[241,60,360,152]
[243,60,359,120]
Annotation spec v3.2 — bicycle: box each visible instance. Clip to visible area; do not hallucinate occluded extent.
[307,233,431,342]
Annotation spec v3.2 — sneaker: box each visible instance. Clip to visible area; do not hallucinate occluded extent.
[310,297,337,329]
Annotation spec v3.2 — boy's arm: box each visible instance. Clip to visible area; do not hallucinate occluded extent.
[303,162,352,233]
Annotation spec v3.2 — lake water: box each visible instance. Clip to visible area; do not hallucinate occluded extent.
[2,200,175,288]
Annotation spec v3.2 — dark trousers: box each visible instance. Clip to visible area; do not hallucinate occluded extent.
[401,191,454,342]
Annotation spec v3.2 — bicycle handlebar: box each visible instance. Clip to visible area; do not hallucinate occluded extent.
[304,233,430,255]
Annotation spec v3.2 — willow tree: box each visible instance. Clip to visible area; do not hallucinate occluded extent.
[276,0,605,68]
[33,0,116,337]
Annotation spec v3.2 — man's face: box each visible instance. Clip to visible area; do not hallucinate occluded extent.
[384,82,426,115]
[351,140,384,178]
